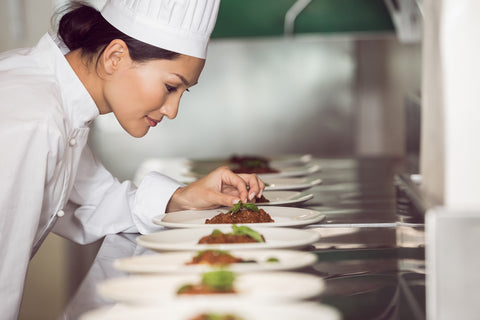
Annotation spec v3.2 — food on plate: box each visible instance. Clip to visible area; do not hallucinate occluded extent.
[229,154,270,165]
[229,154,279,174]
[185,250,245,266]
[205,202,274,224]
[189,313,244,320]
[185,250,279,266]
[255,194,270,203]
[198,225,265,244]
[177,270,236,295]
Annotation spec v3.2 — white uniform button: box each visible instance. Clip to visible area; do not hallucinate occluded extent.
[69,138,77,146]
[57,210,65,217]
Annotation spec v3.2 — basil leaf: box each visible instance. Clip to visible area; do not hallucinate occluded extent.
[201,270,235,291]
[243,202,259,212]
[227,201,243,214]
[211,229,222,236]
[231,224,264,243]
[227,201,259,214]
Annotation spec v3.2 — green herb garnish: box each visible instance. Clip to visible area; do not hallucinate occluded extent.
[211,229,223,236]
[176,284,194,294]
[231,224,264,243]
[266,257,279,263]
[242,159,268,168]
[194,249,230,259]
[227,201,259,214]
[201,270,235,291]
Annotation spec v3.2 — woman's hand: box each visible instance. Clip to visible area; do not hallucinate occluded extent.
[166,166,265,212]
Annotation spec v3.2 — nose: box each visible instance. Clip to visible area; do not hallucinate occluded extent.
[159,96,181,120]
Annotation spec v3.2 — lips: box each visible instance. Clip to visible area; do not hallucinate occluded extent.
[145,116,161,127]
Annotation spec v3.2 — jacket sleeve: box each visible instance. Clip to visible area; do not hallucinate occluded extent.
[53,145,183,244]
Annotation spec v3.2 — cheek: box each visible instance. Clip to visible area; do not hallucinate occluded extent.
[107,70,165,116]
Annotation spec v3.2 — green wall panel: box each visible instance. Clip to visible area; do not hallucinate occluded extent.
[211,0,394,38]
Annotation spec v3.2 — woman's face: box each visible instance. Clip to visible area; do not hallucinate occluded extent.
[103,53,205,138]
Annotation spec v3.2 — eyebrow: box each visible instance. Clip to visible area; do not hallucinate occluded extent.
[173,73,198,87]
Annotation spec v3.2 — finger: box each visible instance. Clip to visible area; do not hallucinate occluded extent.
[207,190,243,207]
[218,167,249,203]
[238,173,265,199]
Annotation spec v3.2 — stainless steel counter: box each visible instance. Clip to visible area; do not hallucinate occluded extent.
[59,157,426,320]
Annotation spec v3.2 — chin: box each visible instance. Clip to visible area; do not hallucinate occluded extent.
[127,128,149,138]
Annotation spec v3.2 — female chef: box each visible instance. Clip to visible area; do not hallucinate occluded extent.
[0,0,264,318]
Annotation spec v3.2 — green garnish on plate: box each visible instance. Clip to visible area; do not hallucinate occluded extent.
[207,225,265,243]
[201,270,236,291]
[231,224,264,243]
[227,201,259,214]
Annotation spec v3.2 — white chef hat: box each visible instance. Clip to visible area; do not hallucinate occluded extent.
[100,0,221,59]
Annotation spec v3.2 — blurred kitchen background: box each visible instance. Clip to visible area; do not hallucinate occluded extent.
[1,0,424,319]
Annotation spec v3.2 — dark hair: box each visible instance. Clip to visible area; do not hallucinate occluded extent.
[56,1,180,64]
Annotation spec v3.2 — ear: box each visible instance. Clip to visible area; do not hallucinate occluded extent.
[101,39,130,75]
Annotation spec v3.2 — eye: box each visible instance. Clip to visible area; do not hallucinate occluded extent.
[165,84,177,93]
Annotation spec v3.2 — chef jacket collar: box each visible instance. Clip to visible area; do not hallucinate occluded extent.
[41,33,100,129]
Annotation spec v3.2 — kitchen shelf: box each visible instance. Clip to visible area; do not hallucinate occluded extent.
[211,0,395,38]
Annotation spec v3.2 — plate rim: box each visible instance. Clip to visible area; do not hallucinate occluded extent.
[113,249,318,274]
[136,227,321,251]
[80,301,341,320]
[257,190,314,206]
[97,271,325,304]
[258,164,321,179]
[154,206,325,229]
[264,177,322,191]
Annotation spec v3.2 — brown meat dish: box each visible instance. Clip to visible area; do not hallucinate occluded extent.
[198,232,265,244]
[205,208,274,224]
[229,155,279,174]
[177,284,235,295]
[229,154,270,165]
[255,194,270,203]
[231,165,279,174]
[185,250,244,266]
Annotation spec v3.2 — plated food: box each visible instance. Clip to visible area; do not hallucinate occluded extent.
[257,164,321,179]
[189,313,243,320]
[136,226,321,251]
[263,177,322,191]
[185,250,246,266]
[229,155,280,174]
[155,206,325,229]
[80,301,341,320]
[177,270,236,295]
[255,191,313,206]
[97,271,325,304]
[113,249,317,274]
[205,202,274,225]
[176,271,235,296]
[198,225,265,244]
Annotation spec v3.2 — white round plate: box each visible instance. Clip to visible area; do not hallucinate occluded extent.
[259,191,313,205]
[263,177,323,191]
[97,272,325,305]
[136,227,321,251]
[113,249,317,274]
[80,301,341,320]
[154,206,325,228]
[269,154,313,167]
[258,164,321,179]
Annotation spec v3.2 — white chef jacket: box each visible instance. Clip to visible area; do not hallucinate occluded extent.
[0,33,182,319]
